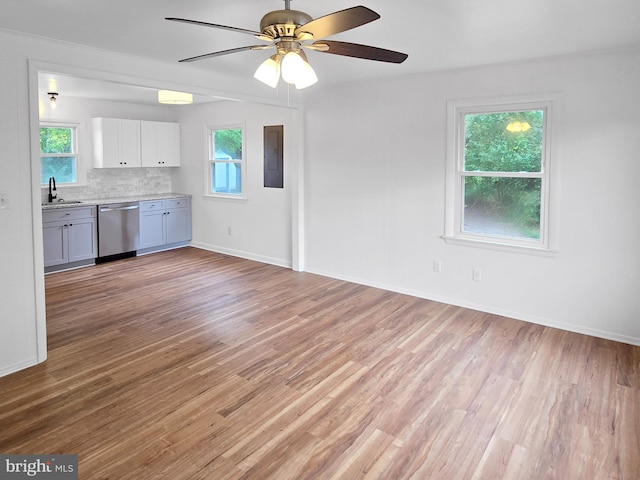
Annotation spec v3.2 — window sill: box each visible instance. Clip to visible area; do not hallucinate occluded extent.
[40,184,85,188]
[203,194,248,204]
[441,235,558,257]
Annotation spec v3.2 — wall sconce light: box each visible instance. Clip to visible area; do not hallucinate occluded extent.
[48,92,58,110]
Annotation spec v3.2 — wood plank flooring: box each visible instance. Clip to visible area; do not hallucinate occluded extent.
[1,247,639,479]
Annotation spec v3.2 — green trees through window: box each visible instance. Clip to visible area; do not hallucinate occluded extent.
[462,110,545,240]
[40,126,78,184]
[209,127,244,196]
[213,128,242,160]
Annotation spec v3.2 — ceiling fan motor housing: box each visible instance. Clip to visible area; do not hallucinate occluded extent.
[260,9,312,39]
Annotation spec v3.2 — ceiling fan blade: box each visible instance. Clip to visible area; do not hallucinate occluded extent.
[178,45,274,63]
[312,40,408,64]
[166,17,273,42]
[295,6,380,40]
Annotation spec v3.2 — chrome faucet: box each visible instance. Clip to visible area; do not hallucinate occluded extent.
[48,176,57,203]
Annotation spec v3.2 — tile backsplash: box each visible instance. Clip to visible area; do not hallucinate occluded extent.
[41,168,173,203]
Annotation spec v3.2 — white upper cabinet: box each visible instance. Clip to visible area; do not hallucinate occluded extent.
[92,118,180,168]
[141,121,181,167]
[92,118,141,168]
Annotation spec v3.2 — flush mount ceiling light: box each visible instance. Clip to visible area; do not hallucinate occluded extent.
[506,121,532,133]
[157,90,193,105]
[48,92,58,109]
[165,0,408,90]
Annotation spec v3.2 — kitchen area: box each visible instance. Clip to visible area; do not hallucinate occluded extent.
[42,193,191,273]
[36,66,298,276]
[40,73,194,273]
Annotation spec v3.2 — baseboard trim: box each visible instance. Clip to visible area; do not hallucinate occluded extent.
[190,242,292,269]
[137,241,190,256]
[303,267,640,347]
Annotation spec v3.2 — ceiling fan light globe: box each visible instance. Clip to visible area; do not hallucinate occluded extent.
[295,61,318,89]
[281,51,306,84]
[254,56,281,88]
[506,121,532,133]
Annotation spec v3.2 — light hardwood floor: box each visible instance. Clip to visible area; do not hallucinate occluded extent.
[1,247,638,479]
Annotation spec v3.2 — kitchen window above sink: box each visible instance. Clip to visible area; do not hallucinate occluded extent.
[40,123,79,185]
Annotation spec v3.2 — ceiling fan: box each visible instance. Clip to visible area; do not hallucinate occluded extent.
[166,0,408,89]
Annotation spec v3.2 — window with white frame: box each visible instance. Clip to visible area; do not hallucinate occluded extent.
[445,97,555,251]
[40,123,79,185]
[207,125,245,197]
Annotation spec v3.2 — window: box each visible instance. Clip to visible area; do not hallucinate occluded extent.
[445,97,556,252]
[40,124,78,185]
[207,126,245,197]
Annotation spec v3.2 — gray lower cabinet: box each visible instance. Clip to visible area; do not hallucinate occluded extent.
[139,197,191,253]
[43,206,98,271]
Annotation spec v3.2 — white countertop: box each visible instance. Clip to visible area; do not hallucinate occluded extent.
[42,193,190,210]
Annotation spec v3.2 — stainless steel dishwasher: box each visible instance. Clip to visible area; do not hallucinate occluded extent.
[98,202,140,259]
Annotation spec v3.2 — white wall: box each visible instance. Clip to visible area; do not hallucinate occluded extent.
[303,48,640,345]
[173,100,299,268]
[0,32,39,376]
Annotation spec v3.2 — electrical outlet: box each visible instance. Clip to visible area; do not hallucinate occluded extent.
[433,260,441,273]
[0,191,8,210]
[472,268,482,282]
[227,227,232,236]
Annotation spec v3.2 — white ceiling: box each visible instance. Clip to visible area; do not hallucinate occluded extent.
[4,0,640,103]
